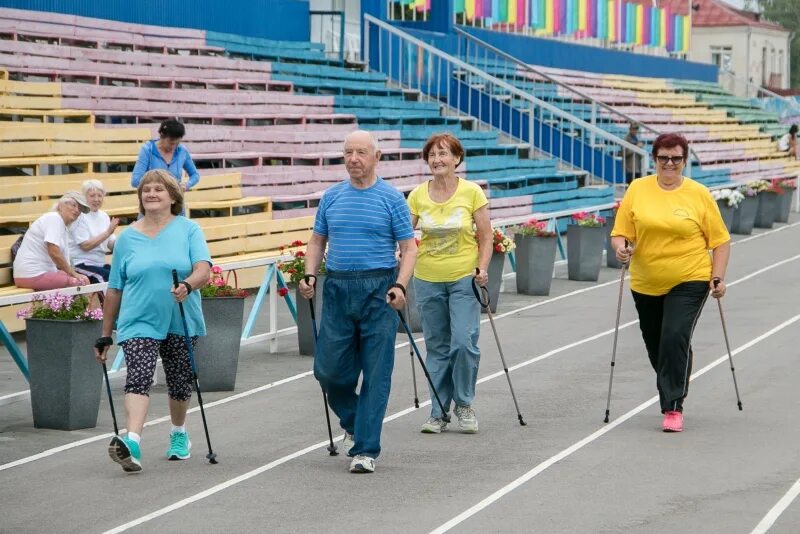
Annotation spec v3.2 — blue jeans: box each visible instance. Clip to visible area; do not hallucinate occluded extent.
[415,275,481,418]
[313,268,398,459]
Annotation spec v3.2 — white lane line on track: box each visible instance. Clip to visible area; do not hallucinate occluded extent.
[99,255,800,533]
[2,225,798,473]
[429,313,800,534]
[751,477,800,533]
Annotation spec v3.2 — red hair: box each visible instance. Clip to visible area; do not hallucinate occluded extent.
[652,133,689,160]
[422,133,465,166]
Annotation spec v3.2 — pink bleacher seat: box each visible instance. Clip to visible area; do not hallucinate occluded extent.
[62,84,326,106]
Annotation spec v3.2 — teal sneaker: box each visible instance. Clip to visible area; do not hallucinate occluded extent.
[166,431,192,460]
[108,435,142,473]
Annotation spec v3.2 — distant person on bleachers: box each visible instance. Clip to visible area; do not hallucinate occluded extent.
[624,123,644,184]
[131,119,200,191]
[68,180,119,283]
[13,192,93,290]
[777,124,798,158]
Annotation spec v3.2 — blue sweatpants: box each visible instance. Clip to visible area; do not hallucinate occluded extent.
[313,268,398,459]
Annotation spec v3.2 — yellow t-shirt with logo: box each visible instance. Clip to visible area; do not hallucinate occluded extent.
[408,178,488,283]
[611,175,730,296]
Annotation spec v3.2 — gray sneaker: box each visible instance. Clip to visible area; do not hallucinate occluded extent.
[349,455,375,473]
[420,417,448,434]
[454,405,478,433]
[342,431,354,455]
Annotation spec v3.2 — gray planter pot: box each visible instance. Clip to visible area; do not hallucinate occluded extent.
[567,225,605,282]
[605,215,621,268]
[716,200,734,232]
[397,277,423,333]
[481,251,505,314]
[296,274,325,356]
[194,296,245,391]
[25,318,103,430]
[515,234,557,295]
[775,188,794,223]
[754,191,779,229]
[731,195,758,235]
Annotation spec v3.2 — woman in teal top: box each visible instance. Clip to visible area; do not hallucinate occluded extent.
[94,169,211,474]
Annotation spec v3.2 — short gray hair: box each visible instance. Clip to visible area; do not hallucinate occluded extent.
[81,179,105,196]
[344,130,380,153]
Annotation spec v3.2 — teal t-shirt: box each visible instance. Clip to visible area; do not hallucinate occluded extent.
[108,216,212,343]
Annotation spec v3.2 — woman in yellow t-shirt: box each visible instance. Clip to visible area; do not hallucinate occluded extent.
[611,133,730,433]
[407,133,493,435]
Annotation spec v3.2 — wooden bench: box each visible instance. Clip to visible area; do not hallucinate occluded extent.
[0,122,149,159]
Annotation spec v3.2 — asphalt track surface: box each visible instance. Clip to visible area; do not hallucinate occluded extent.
[1,215,799,534]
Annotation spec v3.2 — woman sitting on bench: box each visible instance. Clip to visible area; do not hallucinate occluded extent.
[13,192,93,290]
[69,179,119,283]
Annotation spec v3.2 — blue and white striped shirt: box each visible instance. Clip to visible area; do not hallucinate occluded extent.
[313,178,414,271]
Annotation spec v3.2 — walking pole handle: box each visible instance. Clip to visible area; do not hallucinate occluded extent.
[471,268,490,308]
[712,277,721,288]
[304,274,317,322]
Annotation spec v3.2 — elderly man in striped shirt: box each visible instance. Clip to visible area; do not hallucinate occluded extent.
[299,130,418,474]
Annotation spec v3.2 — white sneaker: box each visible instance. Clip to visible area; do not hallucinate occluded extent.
[420,417,448,434]
[349,455,375,473]
[454,405,478,433]
[342,431,354,455]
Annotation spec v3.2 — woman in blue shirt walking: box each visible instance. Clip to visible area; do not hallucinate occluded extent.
[131,119,201,191]
[94,169,211,474]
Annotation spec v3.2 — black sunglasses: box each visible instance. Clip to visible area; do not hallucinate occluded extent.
[656,155,684,165]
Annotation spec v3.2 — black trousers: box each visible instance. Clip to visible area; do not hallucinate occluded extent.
[631,281,709,413]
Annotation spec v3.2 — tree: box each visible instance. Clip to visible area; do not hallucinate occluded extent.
[758,0,800,87]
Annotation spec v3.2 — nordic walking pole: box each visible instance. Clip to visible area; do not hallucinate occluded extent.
[305,275,339,456]
[604,240,629,424]
[172,270,218,464]
[390,293,451,423]
[713,277,743,411]
[404,301,420,408]
[101,362,119,436]
[471,269,526,426]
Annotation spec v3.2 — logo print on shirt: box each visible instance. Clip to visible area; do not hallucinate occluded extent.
[419,207,466,256]
[673,208,691,218]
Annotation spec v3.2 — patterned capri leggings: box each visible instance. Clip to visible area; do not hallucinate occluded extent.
[120,334,197,401]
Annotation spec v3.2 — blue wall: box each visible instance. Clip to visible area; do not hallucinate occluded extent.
[0,0,310,41]
[462,27,717,82]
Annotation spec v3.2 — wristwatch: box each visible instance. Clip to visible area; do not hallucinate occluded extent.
[180,281,193,294]
[94,336,113,350]
[391,282,407,296]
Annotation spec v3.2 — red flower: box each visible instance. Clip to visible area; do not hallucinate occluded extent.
[494,244,503,253]
[278,287,289,297]
[288,268,296,274]
[291,240,304,247]
[295,251,305,258]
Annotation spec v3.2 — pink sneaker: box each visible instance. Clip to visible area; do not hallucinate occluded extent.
[662,411,683,432]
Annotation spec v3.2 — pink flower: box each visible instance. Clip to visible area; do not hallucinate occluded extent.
[213,278,225,287]
[211,265,223,274]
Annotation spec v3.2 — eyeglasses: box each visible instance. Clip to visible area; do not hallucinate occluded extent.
[656,155,684,165]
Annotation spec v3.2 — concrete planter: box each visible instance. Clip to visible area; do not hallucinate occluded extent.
[481,251,505,314]
[730,195,758,235]
[296,274,325,356]
[25,318,103,430]
[397,277,423,333]
[605,215,621,268]
[194,296,245,391]
[567,225,605,282]
[754,191,779,229]
[716,200,734,232]
[514,234,557,296]
[775,188,794,223]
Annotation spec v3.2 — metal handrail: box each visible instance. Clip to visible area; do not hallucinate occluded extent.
[309,10,345,63]
[453,26,702,166]
[364,14,650,180]
[719,71,800,117]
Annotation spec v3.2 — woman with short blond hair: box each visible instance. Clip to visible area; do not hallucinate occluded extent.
[69,179,119,282]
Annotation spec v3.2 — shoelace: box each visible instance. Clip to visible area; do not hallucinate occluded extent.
[171,432,188,450]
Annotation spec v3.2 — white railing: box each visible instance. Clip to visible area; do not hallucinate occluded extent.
[453,26,701,172]
[719,72,800,122]
[364,14,650,186]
